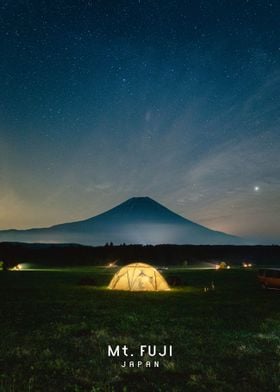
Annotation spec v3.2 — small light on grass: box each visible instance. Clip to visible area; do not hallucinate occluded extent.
[215,262,230,270]
[243,262,252,268]
[10,264,22,271]
[106,260,118,268]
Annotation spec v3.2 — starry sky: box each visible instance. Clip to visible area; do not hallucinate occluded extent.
[0,0,279,243]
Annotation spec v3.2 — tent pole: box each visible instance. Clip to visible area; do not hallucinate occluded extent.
[154,271,157,290]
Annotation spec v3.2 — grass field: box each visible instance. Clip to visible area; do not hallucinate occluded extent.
[0,266,279,392]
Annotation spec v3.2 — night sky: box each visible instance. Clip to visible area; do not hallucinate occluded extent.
[0,1,279,243]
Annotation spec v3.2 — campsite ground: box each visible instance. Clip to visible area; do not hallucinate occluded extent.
[0,266,279,392]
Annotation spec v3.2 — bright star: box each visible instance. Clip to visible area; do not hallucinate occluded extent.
[254,186,260,192]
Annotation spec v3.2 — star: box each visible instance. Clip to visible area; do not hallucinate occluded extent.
[254,186,260,192]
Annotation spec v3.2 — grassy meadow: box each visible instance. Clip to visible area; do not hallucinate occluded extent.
[0,265,279,392]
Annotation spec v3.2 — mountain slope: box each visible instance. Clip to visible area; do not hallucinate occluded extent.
[0,197,244,245]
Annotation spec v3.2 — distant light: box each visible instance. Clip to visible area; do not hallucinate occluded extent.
[215,264,220,270]
[227,265,231,269]
[107,261,118,268]
[254,186,260,192]
[11,264,22,271]
[243,262,252,268]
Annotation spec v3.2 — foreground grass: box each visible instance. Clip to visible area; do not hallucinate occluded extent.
[0,267,279,392]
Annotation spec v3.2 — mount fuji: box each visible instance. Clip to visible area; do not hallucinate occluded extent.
[0,197,244,245]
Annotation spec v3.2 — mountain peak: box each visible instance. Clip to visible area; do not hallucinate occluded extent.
[124,196,156,203]
[121,196,161,206]
[0,196,243,245]
[108,196,183,221]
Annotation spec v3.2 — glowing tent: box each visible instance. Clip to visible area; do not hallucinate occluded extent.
[108,262,170,291]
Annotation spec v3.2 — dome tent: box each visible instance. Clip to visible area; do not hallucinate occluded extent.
[108,262,170,291]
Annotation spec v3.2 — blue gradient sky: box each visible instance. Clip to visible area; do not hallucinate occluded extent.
[0,1,279,243]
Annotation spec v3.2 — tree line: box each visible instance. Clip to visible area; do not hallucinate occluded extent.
[0,242,279,269]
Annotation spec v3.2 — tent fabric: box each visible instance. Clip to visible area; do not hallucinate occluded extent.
[108,262,170,291]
